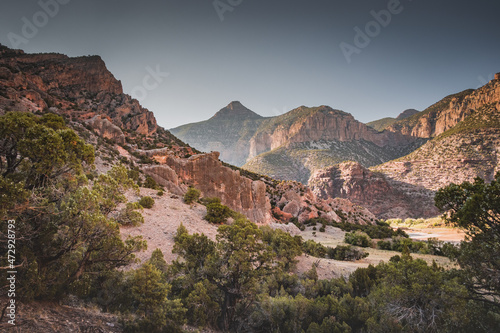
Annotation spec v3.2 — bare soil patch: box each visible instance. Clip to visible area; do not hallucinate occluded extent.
[120,188,219,267]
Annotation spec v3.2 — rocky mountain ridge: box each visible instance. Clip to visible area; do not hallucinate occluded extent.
[385,81,500,138]
[170,101,267,166]
[366,108,420,131]
[0,44,157,136]
[0,44,375,225]
[173,103,424,183]
[310,80,500,219]
[247,106,414,158]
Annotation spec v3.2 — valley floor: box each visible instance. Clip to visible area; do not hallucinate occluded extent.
[297,224,462,279]
[119,188,465,281]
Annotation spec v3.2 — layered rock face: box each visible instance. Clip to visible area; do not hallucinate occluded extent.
[310,94,500,219]
[173,103,419,169]
[309,161,439,219]
[143,150,378,224]
[373,128,500,193]
[0,44,381,227]
[143,152,272,223]
[386,81,500,138]
[0,44,157,136]
[249,106,414,158]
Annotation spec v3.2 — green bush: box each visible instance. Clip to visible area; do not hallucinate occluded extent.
[117,202,144,226]
[200,196,221,206]
[204,201,231,224]
[184,187,201,204]
[305,218,408,239]
[327,245,368,261]
[377,240,392,250]
[139,196,155,209]
[344,231,372,247]
[144,175,158,189]
[302,240,327,258]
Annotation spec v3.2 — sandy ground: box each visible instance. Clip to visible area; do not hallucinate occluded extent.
[120,188,219,268]
[404,227,466,244]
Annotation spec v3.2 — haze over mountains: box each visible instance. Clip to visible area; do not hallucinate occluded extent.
[172,75,500,218]
[171,103,424,176]
[2,43,500,332]
[2,41,500,222]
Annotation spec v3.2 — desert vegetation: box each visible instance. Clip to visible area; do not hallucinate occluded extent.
[1,111,499,332]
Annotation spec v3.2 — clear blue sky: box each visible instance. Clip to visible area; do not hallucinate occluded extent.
[1,0,499,128]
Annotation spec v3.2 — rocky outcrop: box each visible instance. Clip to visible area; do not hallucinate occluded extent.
[86,115,126,144]
[0,51,122,97]
[143,151,272,223]
[310,100,500,220]
[270,179,377,225]
[249,106,414,158]
[142,149,378,225]
[142,164,184,195]
[243,138,428,184]
[0,44,157,136]
[309,161,439,219]
[373,128,500,193]
[386,81,500,138]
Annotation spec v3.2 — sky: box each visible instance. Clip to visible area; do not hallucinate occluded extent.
[1,0,499,129]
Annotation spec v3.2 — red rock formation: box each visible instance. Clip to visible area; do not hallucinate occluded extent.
[309,161,439,219]
[0,44,157,135]
[272,179,376,224]
[249,106,414,158]
[386,81,500,138]
[86,115,126,144]
[143,152,272,223]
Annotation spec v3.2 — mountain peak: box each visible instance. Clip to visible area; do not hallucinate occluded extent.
[210,101,263,120]
[227,101,244,109]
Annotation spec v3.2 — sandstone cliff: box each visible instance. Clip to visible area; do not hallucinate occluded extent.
[309,161,438,219]
[243,138,427,184]
[386,80,500,138]
[310,93,500,219]
[0,44,157,136]
[248,106,414,158]
[141,151,271,223]
[373,104,500,193]
[142,149,377,225]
